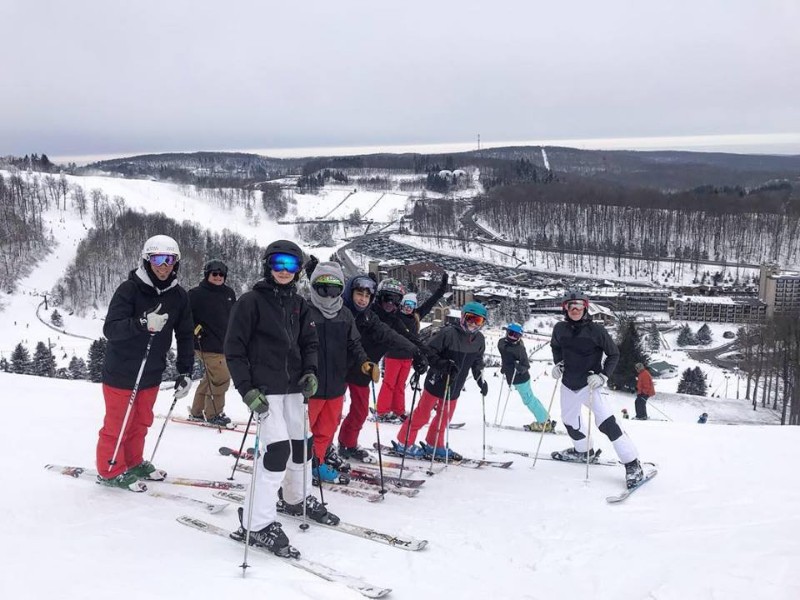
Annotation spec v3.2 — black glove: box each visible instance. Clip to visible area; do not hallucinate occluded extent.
[174,374,192,399]
[304,255,319,279]
[437,358,459,378]
[243,389,269,414]
[500,364,508,376]
[412,352,428,375]
[477,377,489,396]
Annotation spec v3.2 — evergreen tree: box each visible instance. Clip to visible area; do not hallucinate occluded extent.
[609,319,649,392]
[32,341,57,377]
[696,323,712,345]
[0,357,9,372]
[10,343,32,374]
[692,366,708,396]
[50,309,63,328]
[87,338,108,382]
[647,322,661,353]
[677,368,694,394]
[68,356,88,380]
[677,324,697,346]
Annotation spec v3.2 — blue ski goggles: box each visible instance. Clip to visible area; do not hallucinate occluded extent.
[268,252,302,274]
[148,254,177,267]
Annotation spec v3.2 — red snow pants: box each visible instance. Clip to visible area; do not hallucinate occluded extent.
[337,383,370,448]
[376,357,412,416]
[396,389,458,448]
[309,396,345,462]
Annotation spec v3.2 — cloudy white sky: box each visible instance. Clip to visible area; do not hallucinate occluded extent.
[2,0,799,159]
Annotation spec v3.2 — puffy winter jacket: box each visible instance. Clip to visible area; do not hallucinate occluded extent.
[188,279,236,354]
[423,323,485,401]
[497,338,530,385]
[550,315,619,391]
[385,280,446,360]
[344,306,417,386]
[308,304,368,399]
[224,279,318,397]
[102,270,194,389]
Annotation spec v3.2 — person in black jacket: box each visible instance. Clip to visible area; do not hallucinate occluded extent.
[550,290,643,489]
[224,240,331,557]
[188,259,236,426]
[375,273,446,419]
[304,261,373,483]
[337,274,421,461]
[95,234,194,492]
[498,322,552,431]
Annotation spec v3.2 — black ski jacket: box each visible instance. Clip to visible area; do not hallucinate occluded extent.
[308,304,368,399]
[224,279,318,397]
[188,279,236,354]
[423,323,485,401]
[385,283,445,360]
[102,270,194,389]
[497,338,530,385]
[373,303,424,360]
[550,316,619,391]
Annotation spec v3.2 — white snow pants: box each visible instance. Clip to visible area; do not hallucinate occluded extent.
[243,392,309,530]
[559,384,638,464]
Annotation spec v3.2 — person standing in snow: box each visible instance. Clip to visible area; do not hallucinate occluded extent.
[375,273,447,421]
[188,259,236,426]
[498,323,553,431]
[336,274,423,462]
[95,235,194,491]
[550,290,644,489]
[303,260,374,483]
[224,240,333,558]
[634,362,655,420]
[393,301,489,461]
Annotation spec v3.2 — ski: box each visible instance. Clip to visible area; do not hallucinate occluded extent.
[46,463,246,490]
[177,516,391,598]
[374,443,513,469]
[448,422,466,430]
[486,445,619,466]
[487,422,565,435]
[606,468,658,503]
[213,491,428,551]
[45,465,231,512]
[158,414,248,433]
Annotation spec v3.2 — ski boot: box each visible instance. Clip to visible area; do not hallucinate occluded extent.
[551,447,598,463]
[187,413,205,422]
[312,462,350,485]
[338,444,371,462]
[624,459,644,489]
[96,471,147,492]
[324,446,351,473]
[277,492,340,526]
[207,413,232,427]
[419,441,463,462]
[524,420,555,433]
[232,508,298,557]
[126,460,167,481]
[390,440,425,458]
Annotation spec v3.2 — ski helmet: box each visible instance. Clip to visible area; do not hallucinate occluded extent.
[203,259,228,278]
[561,289,589,313]
[376,278,406,297]
[506,322,523,335]
[262,240,304,280]
[141,235,181,261]
[461,301,488,331]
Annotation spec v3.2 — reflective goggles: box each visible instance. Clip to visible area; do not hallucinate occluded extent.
[148,254,177,267]
[268,252,302,274]
[379,292,403,306]
[564,300,588,311]
[506,330,522,340]
[401,300,417,311]
[313,282,344,298]
[463,313,486,328]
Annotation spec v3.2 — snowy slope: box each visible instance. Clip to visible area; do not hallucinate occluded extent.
[2,370,798,600]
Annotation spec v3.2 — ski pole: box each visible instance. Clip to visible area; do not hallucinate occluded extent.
[428,373,451,475]
[300,397,310,531]
[648,398,672,421]
[498,366,517,426]
[148,387,180,464]
[585,385,595,483]
[492,374,505,426]
[531,381,560,469]
[399,372,421,481]
[481,387,487,460]
[228,412,254,481]
[108,334,154,473]
[369,380,387,497]
[240,412,263,576]
[194,325,222,433]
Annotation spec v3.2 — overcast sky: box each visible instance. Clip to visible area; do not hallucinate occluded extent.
[2,0,799,159]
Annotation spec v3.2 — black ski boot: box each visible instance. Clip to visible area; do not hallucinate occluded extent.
[551,447,599,463]
[338,444,371,462]
[232,508,298,557]
[277,493,340,526]
[624,459,644,489]
[324,445,351,473]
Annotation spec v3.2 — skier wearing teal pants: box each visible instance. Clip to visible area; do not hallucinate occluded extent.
[498,323,553,431]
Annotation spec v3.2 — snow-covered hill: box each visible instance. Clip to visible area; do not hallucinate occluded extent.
[2,370,797,600]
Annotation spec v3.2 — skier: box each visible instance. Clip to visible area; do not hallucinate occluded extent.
[498,322,553,431]
[550,290,644,489]
[224,240,334,557]
[374,275,445,420]
[698,412,709,424]
[621,408,630,420]
[188,259,236,426]
[634,362,655,420]
[336,273,423,462]
[304,260,374,483]
[393,301,489,461]
[95,235,194,491]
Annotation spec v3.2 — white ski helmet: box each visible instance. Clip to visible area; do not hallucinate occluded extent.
[141,235,181,261]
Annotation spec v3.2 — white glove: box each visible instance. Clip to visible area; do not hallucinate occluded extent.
[551,362,564,379]
[142,303,168,333]
[587,373,608,390]
[173,374,192,399]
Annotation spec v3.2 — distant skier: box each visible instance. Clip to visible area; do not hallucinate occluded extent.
[621,408,630,420]
[393,301,488,461]
[634,362,655,420]
[95,235,194,492]
[498,322,553,431]
[698,412,709,424]
[188,259,236,426]
[550,290,644,489]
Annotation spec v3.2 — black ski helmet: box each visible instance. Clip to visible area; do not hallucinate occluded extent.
[203,259,228,278]
[262,240,304,280]
[561,289,589,316]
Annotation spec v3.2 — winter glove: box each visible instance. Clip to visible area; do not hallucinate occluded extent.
[298,373,319,399]
[438,359,459,379]
[587,373,608,390]
[412,352,428,375]
[173,374,192,399]
[551,362,564,380]
[243,388,269,415]
[477,376,489,396]
[303,255,319,279]
[140,303,168,333]
[361,361,380,383]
